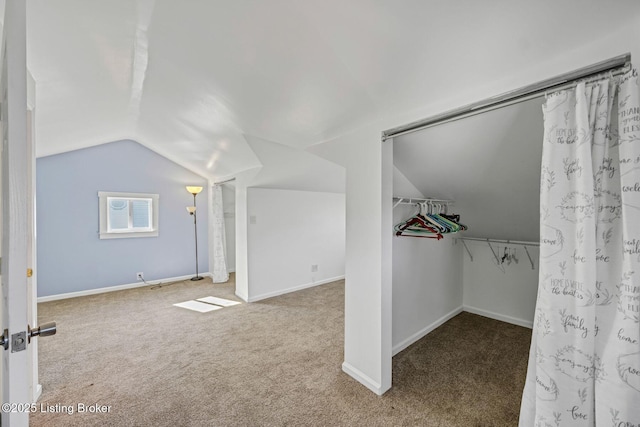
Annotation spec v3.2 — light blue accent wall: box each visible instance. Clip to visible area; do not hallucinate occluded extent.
[36,140,209,297]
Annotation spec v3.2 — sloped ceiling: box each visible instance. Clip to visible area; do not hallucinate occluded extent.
[24,1,640,188]
[245,135,345,193]
[394,97,544,242]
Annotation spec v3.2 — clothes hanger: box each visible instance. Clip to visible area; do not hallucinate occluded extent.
[394,202,443,239]
[423,203,453,233]
[394,200,467,239]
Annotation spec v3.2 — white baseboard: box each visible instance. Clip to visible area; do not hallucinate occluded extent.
[246,275,345,302]
[342,361,389,396]
[392,305,463,356]
[33,384,42,402]
[37,272,213,303]
[235,290,248,302]
[463,305,533,329]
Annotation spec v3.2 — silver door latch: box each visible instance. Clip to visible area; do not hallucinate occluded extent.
[1,329,8,350]
[0,322,57,352]
[28,322,57,343]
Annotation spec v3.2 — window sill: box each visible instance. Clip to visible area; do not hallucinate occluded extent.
[99,230,159,240]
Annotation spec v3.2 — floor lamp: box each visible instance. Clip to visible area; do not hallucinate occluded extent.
[186,186,204,281]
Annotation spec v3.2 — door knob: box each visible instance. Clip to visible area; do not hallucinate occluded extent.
[28,322,56,343]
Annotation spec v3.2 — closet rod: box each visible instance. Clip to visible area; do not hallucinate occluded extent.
[382,53,631,141]
[456,237,540,247]
[393,196,453,209]
[457,237,538,269]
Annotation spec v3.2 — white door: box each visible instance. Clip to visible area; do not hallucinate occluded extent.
[1,2,40,425]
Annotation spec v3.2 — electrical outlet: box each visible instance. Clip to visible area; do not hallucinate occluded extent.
[136,272,144,281]
[311,264,318,272]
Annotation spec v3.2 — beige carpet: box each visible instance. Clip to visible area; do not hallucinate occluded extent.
[32,275,531,426]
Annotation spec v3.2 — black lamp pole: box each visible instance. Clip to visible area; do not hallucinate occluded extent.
[188,189,204,281]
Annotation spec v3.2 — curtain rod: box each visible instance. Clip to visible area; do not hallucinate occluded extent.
[213,177,236,185]
[382,53,631,140]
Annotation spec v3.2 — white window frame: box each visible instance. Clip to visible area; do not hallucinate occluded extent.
[98,191,159,239]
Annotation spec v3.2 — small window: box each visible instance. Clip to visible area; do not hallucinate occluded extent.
[99,192,159,239]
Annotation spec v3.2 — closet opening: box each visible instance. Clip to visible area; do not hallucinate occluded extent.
[385,53,633,424]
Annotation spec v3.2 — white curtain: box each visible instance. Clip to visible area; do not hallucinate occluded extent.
[211,184,229,283]
[520,69,640,426]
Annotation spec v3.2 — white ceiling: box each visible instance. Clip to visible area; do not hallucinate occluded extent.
[23,1,640,188]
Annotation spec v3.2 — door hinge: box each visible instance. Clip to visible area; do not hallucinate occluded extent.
[27,268,33,277]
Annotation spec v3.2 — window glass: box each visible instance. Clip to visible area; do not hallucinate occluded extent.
[108,199,130,230]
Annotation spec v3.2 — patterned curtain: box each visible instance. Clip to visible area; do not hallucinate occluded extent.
[520,69,640,426]
[211,184,229,283]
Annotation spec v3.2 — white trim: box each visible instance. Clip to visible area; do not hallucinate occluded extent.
[235,290,248,302]
[392,306,463,356]
[463,305,533,329]
[33,384,42,402]
[37,272,212,303]
[342,362,387,395]
[245,275,345,302]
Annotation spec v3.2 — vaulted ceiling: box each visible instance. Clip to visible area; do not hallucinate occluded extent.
[19,1,640,190]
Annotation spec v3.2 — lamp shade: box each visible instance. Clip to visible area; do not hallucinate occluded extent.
[186,186,203,195]
[186,206,196,214]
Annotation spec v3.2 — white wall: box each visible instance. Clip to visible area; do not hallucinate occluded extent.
[308,131,393,395]
[234,184,249,301]
[463,241,539,328]
[37,140,209,296]
[392,204,463,355]
[222,184,236,272]
[246,187,345,302]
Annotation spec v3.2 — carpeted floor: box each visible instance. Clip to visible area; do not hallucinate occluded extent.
[32,275,531,426]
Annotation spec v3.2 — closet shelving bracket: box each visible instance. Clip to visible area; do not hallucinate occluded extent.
[524,246,534,271]
[487,241,500,265]
[460,239,473,262]
[455,237,539,270]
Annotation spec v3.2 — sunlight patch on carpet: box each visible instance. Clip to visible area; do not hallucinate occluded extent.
[174,296,241,312]
[197,296,241,307]
[173,300,224,313]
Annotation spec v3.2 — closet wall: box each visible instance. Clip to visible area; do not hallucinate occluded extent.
[392,167,462,354]
[392,207,463,354]
[462,242,539,328]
